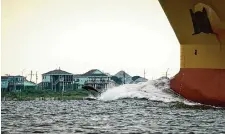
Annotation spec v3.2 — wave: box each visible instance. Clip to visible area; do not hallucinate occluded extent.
[96,76,197,105]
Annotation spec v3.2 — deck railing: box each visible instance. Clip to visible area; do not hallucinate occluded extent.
[85,80,109,84]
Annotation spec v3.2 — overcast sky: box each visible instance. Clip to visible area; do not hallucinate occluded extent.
[1,0,180,82]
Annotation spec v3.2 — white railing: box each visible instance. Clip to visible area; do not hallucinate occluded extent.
[54,79,60,85]
[85,80,109,84]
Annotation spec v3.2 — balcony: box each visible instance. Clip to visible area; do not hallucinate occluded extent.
[8,82,24,86]
[85,80,109,84]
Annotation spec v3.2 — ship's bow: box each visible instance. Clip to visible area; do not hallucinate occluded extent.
[159,0,225,107]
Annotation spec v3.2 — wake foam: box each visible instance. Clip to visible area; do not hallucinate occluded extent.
[97,77,197,105]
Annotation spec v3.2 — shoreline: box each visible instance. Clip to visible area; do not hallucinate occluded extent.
[1,88,97,101]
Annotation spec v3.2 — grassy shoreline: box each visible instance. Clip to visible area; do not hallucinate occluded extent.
[1,89,97,101]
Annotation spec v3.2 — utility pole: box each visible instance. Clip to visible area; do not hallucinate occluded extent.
[22,69,26,91]
[28,70,35,82]
[35,71,38,84]
[165,68,169,78]
[144,69,146,79]
[123,71,126,84]
[30,70,32,81]
[35,71,38,89]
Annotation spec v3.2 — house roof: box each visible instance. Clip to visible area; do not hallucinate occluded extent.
[1,76,9,79]
[80,69,108,77]
[1,75,24,79]
[42,69,73,75]
[73,74,82,77]
[24,80,36,86]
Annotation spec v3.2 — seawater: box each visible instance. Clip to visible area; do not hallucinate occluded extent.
[1,77,225,134]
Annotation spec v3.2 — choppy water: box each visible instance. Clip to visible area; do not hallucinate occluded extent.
[2,77,225,134]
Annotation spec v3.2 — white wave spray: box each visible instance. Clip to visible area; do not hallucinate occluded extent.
[96,77,196,105]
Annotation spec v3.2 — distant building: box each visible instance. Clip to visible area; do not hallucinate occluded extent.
[74,69,115,90]
[130,77,148,84]
[1,75,36,91]
[73,74,84,89]
[1,76,10,91]
[114,70,133,84]
[1,76,25,91]
[42,69,74,91]
[24,80,36,89]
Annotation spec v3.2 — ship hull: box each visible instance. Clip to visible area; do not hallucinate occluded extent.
[159,0,225,107]
[171,68,225,107]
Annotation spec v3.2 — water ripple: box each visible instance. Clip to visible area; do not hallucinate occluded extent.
[1,100,225,134]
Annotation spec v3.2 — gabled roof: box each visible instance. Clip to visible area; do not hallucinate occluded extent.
[80,69,107,77]
[42,69,73,75]
[115,70,131,78]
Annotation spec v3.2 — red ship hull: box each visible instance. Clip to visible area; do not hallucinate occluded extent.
[171,68,225,107]
[159,0,225,107]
